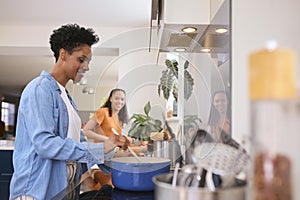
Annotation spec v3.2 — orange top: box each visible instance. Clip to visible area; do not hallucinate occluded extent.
[94,107,122,137]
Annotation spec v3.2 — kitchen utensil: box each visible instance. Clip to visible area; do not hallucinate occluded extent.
[181,164,198,174]
[198,168,207,187]
[177,164,203,188]
[127,145,142,162]
[205,171,215,191]
[153,173,246,200]
[179,172,202,188]
[193,142,249,176]
[172,162,180,187]
[192,142,249,189]
[111,128,141,162]
[176,164,223,189]
[110,156,170,191]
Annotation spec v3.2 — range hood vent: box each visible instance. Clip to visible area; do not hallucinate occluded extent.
[201,32,229,48]
[167,33,197,47]
[155,0,230,54]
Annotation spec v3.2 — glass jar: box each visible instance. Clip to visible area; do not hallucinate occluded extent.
[249,43,297,200]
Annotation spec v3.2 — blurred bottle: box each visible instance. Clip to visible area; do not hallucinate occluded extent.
[173,100,178,117]
[167,110,173,118]
[249,41,296,200]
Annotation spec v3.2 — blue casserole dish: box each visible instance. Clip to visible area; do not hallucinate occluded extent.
[110,157,171,191]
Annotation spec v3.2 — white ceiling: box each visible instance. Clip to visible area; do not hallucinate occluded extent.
[0,0,152,27]
[0,0,153,97]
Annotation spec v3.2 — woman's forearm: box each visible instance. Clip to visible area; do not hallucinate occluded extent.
[84,130,108,142]
[83,118,108,142]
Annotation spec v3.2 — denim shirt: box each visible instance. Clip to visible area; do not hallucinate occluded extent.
[10,71,114,200]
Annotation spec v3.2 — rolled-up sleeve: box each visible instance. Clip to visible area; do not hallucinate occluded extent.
[86,143,115,169]
[83,142,105,163]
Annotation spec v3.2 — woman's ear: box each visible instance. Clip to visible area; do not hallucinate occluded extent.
[59,48,66,61]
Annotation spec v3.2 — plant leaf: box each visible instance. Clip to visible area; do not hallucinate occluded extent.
[144,101,151,117]
[159,69,174,100]
[165,59,172,67]
[172,84,178,101]
[157,83,161,96]
[130,113,146,123]
[184,70,194,100]
[169,59,178,79]
[183,114,202,135]
[127,123,141,138]
[184,60,189,69]
[127,101,163,140]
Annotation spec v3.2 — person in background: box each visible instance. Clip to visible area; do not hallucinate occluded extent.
[83,88,129,142]
[82,88,133,190]
[9,24,129,200]
[208,90,239,149]
[208,90,231,143]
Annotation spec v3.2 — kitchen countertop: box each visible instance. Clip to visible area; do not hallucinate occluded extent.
[79,186,154,200]
[112,188,154,200]
[0,140,14,150]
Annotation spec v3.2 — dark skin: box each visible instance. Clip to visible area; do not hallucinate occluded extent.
[107,135,130,152]
[50,45,129,153]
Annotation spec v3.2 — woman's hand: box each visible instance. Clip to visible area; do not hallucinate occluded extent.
[118,135,130,150]
[104,134,130,153]
[125,136,135,144]
[218,116,230,134]
[114,150,132,157]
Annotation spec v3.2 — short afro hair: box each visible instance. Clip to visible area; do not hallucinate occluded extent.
[49,24,99,62]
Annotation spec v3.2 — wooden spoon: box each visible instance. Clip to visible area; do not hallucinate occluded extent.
[111,128,141,162]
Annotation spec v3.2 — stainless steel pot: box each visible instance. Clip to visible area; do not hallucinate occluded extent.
[153,173,246,200]
[153,140,182,168]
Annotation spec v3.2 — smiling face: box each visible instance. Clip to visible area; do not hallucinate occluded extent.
[110,90,126,112]
[61,44,92,84]
[213,92,228,115]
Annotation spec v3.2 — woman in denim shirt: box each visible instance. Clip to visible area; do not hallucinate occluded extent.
[9,24,129,200]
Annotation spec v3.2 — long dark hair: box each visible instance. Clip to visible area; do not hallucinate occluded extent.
[207,90,231,126]
[101,88,129,124]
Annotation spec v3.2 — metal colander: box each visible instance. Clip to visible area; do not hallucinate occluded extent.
[192,142,249,176]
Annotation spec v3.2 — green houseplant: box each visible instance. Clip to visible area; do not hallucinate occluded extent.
[127,101,163,140]
[158,59,194,101]
[183,114,202,134]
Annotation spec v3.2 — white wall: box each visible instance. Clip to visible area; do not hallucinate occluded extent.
[232,0,300,199]
[181,53,214,124]
[232,0,300,138]
[0,25,134,47]
[117,49,167,125]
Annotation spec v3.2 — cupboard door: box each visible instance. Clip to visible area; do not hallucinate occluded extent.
[0,150,13,200]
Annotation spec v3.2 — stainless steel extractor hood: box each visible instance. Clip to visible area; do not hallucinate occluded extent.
[153,0,230,54]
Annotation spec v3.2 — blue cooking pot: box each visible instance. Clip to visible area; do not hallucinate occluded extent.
[110,157,171,191]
